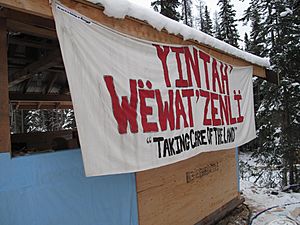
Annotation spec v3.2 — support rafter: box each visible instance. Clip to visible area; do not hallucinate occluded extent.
[9,49,61,88]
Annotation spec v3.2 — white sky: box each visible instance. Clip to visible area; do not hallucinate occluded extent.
[129,0,250,45]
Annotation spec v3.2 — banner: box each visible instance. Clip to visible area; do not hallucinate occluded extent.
[52,3,256,176]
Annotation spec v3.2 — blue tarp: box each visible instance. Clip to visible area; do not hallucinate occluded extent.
[0,149,138,225]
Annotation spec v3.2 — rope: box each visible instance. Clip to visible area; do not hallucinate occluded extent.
[248,201,300,225]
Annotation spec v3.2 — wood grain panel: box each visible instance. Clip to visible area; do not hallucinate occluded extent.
[136,149,238,225]
[0,0,52,18]
[0,18,11,152]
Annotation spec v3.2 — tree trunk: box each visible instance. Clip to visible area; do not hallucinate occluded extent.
[183,0,188,25]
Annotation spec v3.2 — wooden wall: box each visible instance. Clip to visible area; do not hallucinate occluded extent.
[0,18,11,152]
[136,149,238,225]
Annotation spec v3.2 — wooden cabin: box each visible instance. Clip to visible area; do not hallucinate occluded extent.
[0,1,274,225]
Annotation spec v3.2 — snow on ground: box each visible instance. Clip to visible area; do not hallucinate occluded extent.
[240,153,300,225]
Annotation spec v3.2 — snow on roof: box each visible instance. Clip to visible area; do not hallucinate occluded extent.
[87,0,270,68]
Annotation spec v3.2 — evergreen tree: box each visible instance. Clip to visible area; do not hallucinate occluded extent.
[213,11,222,39]
[242,4,266,55]
[23,109,76,133]
[25,110,46,132]
[244,32,250,51]
[202,6,213,35]
[274,1,300,185]
[195,0,205,30]
[242,0,300,187]
[182,0,193,27]
[217,0,240,47]
[63,109,76,130]
[151,0,181,21]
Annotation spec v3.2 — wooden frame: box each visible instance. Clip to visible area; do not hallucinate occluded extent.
[9,93,72,110]
[0,18,11,152]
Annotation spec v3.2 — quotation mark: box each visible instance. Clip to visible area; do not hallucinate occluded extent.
[146,137,152,144]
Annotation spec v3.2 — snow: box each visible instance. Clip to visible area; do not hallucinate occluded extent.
[257,104,266,114]
[274,127,281,134]
[86,0,270,68]
[240,152,300,224]
[242,180,300,225]
[242,180,300,210]
[280,8,293,17]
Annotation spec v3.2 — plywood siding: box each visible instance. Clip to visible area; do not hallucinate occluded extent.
[136,149,238,225]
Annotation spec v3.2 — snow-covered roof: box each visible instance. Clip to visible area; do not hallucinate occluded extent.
[87,0,270,68]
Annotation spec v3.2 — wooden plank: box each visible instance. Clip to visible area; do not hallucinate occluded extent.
[265,69,279,85]
[9,93,72,102]
[10,103,73,110]
[9,37,58,49]
[136,149,238,225]
[9,92,73,109]
[44,73,58,94]
[8,56,32,65]
[0,0,266,77]
[0,8,55,29]
[0,18,11,152]
[9,49,61,87]
[6,19,57,39]
[196,197,244,225]
[0,0,52,19]
[22,78,32,94]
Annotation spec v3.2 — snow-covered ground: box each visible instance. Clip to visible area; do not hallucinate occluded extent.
[242,180,300,224]
[240,153,300,225]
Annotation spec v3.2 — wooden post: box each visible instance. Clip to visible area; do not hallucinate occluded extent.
[0,18,11,153]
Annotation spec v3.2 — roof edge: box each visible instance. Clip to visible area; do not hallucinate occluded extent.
[87,0,270,68]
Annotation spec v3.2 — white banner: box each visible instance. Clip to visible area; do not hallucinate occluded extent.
[52,3,256,176]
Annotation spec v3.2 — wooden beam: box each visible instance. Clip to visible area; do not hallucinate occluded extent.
[0,8,55,29]
[9,49,61,87]
[11,103,73,110]
[0,0,52,19]
[7,19,57,39]
[195,197,244,225]
[8,56,32,65]
[9,93,72,102]
[46,68,66,73]
[22,77,32,94]
[9,37,58,49]
[0,18,11,153]
[265,69,279,85]
[44,73,58,94]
